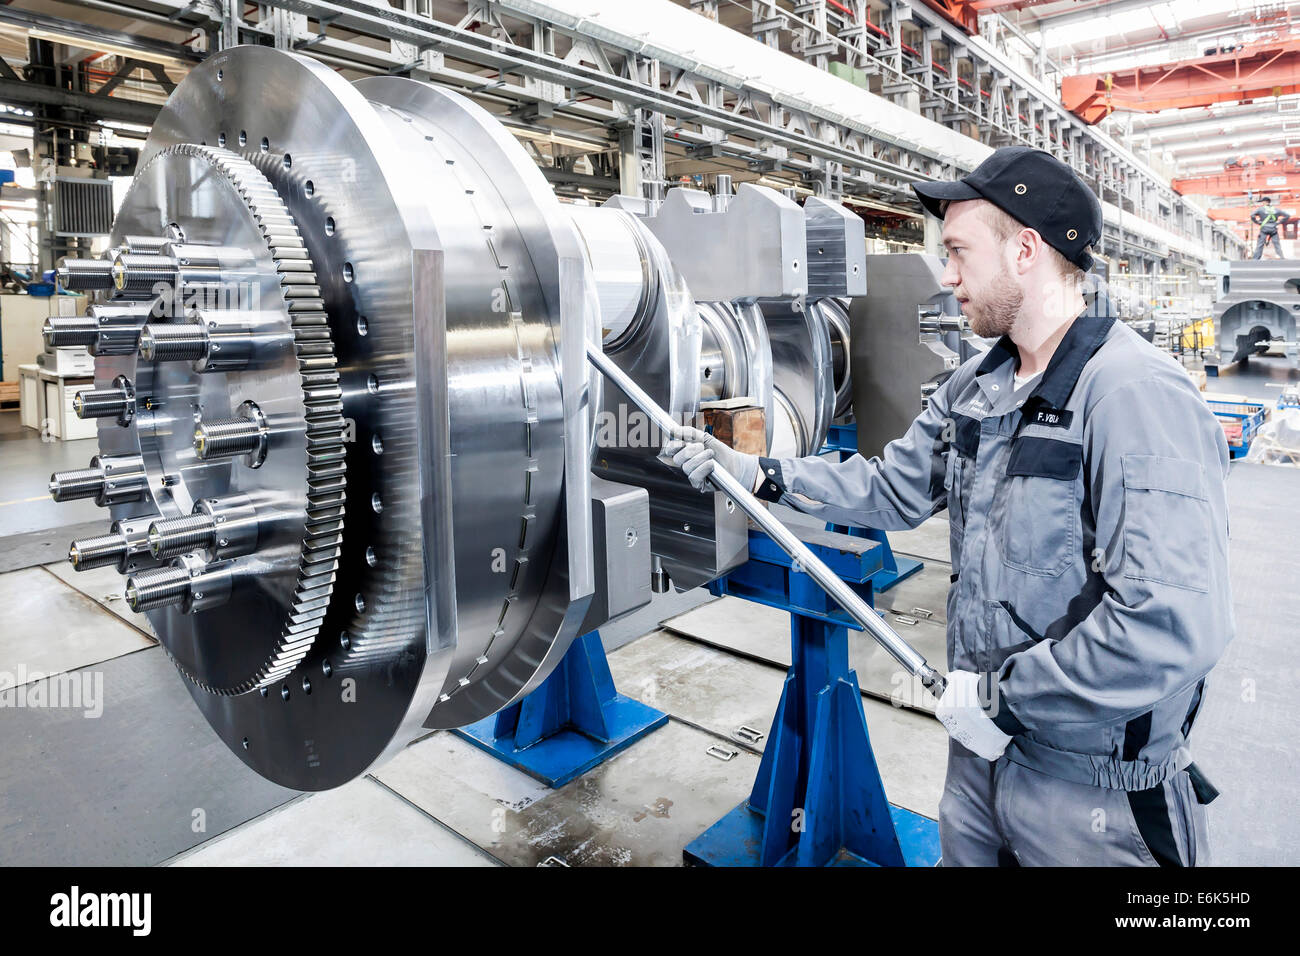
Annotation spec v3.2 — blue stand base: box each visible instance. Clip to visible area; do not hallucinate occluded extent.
[695,537,942,867]
[454,631,668,789]
[685,802,940,867]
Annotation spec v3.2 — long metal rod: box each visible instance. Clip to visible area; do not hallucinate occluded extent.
[586,341,947,699]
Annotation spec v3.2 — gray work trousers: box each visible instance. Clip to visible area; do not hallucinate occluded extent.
[1253,230,1283,259]
[938,740,1209,866]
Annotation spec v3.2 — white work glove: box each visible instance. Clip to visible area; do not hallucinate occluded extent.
[662,426,760,495]
[935,670,1013,762]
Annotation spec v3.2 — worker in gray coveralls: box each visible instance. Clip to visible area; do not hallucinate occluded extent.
[665,146,1233,867]
[1250,197,1290,259]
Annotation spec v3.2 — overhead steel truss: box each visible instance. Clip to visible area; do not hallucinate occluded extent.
[0,0,1241,262]
[714,0,1241,260]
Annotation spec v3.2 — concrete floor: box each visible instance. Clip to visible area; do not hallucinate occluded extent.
[0,354,1297,865]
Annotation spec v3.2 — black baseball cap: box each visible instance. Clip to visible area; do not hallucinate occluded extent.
[911,146,1103,271]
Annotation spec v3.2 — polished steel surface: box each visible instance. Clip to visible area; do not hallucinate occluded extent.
[696,300,775,452]
[762,298,835,459]
[818,297,853,422]
[47,46,602,788]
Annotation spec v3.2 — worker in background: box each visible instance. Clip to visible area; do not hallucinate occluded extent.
[1250,196,1290,259]
[665,147,1232,867]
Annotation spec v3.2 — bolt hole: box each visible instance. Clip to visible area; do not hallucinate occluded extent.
[792,260,800,270]
[343,262,355,283]
[238,130,247,147]
[365,545,377,567]
[371,434,384,455]
[301,676,312,694]
[218,131,227,147]
[217,69,224,81]
[304,180,314,197]
[282,153,292,169]
[703,367,712,379]
[325,217,336,236]
[260,136,269,153]
[371,492,383,514]
[322,659,333,678]
[356,315,368,336]
[340,632,351,651]
[259,686,268,697]
[366,373,379,394]
[355,593,366,614]
[280,685,290,701]
[241,737,248,749]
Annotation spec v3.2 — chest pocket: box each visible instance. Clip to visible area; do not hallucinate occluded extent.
[998,435,1083,577]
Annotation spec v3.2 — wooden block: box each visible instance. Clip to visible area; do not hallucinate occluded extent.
[700,402,766,457]
[0,381,19,403]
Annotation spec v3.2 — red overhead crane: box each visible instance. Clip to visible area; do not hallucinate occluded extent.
[1173,160,1300,197]
[1062,37,1300,123]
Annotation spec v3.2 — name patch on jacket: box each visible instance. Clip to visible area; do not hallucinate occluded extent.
[1027,406,1073,429]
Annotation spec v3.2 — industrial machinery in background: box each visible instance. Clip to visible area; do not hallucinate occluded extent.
[1209,259,1300,373]
[851,254,986,460]
[43,46,946,867]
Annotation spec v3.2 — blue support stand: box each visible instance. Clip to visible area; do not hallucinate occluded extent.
[685,530,941,867]
[454,630,668,788]
[821,423,923,593]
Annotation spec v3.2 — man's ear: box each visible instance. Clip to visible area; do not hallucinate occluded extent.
[1012,227,1038,275]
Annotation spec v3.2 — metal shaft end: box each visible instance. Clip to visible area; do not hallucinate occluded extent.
[125,566,190,612]
[73,388,130,421]
[43,315,99,349]
[68,532,128,572]
[56,257,115,292]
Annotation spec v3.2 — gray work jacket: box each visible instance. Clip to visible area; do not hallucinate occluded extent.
[756,311,1233,791]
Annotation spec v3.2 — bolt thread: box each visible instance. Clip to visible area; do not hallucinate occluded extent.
[139,324,207,361]
[148,514,216,559]
[43,316,99,348]
[114,253,178,294]
[49,467,104,502]
[68,533,127,571]
[74,388,129,420]
[57,258,115,291]
[125,566,190,612]
[194,417,261,460]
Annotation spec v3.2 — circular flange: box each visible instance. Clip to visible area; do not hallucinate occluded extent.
[106,142,345,695]
[115,46,596,788]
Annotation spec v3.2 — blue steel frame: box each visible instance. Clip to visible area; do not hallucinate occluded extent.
[685,528,941,867]
[454,630,669,788]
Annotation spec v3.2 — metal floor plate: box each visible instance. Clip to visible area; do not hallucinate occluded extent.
[373,720,762,867]
[43,560,154,633]
[168,776,500,867]
[0,645,296,866]
[0,565,154,686]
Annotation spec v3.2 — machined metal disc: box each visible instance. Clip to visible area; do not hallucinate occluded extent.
[98,46,594,789]
[100,144,344,695]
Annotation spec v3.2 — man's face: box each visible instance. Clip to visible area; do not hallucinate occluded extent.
[939,200,1024,339]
